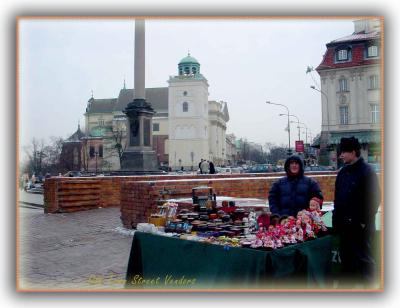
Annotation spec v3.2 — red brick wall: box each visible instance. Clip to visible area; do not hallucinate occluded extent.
[120,174,337,229]
[43,172,336,228]
[44,173,281,213]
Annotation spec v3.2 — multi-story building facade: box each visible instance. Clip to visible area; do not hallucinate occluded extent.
[316,18,382,167]
[225,133,237,166]
[74,53,230,172]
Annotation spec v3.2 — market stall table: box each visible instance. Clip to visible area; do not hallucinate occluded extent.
[125,232,336,290]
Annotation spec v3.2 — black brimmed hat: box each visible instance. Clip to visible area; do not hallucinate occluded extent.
[339,137,361,153]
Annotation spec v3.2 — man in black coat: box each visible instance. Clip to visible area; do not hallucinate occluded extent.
[268,155,324,217]
[333,137,381,287]
[209,161,216,174]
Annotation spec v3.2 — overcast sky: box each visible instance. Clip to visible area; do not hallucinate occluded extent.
[19,17,355,151]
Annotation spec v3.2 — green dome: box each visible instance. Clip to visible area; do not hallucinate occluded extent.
[178,54,199,65]
[178,53,201,77]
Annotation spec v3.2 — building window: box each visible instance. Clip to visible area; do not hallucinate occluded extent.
[153,123,160,131]
[339,78,348,92]
[371,104,380,124]
[336,48,350,61]
[339,106,349,125]
[183,91,188,96]
[183,102,189,112]
[98,145,103,158]
[368,75,379,89]
[89,146,95,158]
[367,45,378,58]
[184,66,190,75]
[98,119,105,126]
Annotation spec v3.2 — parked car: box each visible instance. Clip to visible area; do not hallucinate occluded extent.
[63,171,82,177]
[246,164,273,173]
[304,165,332,172]
[217,167,233,174]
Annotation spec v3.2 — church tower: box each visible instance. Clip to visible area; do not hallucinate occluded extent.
[167,53,210,170]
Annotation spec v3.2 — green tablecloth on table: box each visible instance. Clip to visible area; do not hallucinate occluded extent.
[125,232,336,290]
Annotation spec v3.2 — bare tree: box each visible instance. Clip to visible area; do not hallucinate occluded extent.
[21,136,65,176]
[43,137,64,166]
[81,138,89,172]
[23,138,46,175]
[110,120,127,169]
[266,144,288,165]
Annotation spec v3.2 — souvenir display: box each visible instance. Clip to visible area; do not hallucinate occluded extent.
[144,191,329,250]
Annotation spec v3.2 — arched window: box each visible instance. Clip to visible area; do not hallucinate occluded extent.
[183,102,189,112]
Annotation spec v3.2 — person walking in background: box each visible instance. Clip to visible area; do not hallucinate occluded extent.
[333,137,381,288]
[199,159,204,174]
[200,159,210,174]
[209,161,216,174]
[268,155,323,217]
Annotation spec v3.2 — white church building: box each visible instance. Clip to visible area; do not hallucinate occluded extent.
[83,53,230,171]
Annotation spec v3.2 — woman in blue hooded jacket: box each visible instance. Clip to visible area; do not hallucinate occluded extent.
[268,155,323,216]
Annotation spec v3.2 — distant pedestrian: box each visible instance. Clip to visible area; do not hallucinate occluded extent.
[200,159,210,174]
[21,173,29,190]
[199,159,204,174]
[31,174,36,184]
[209,161,216,174]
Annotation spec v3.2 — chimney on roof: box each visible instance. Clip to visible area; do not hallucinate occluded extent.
[353,18,381,34]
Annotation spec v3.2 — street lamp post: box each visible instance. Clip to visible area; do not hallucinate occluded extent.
[266,101,291,155]
[310,85,331,166]
[291,121,309,144]
[310,86,330,136]
[308,131,313,144]
[280,113,300,141]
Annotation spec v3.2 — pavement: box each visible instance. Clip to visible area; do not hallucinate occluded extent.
[19,190,44,208]
[17,190,134,291]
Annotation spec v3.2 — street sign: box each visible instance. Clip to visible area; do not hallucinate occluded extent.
[295,140,304,153]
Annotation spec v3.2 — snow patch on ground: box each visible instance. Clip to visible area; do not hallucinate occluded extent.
[113,226,136,236]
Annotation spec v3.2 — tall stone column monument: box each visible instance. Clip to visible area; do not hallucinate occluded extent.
[121,19,158,171]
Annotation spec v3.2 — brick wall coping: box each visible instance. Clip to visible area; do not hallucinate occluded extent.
[129,173,337,184]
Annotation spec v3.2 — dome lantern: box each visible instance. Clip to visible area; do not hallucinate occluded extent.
[178,52,200,77]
